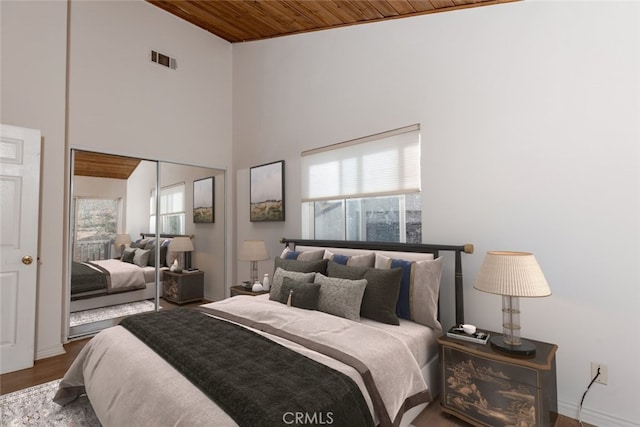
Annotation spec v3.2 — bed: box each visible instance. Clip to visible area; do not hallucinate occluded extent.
[56,238,473,427]
[69,233,186,312]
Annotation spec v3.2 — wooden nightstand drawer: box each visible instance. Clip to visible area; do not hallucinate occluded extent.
[438,333,558,427]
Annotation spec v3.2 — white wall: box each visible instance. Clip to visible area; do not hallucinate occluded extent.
[1,0,69,359]
[2,0,233,360]
[232,2,640,425]
[67,1,232,166]
[74,176,126,198]
[126,160,157,236]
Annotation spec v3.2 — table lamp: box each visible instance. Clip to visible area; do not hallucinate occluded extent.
[238,240,269,283]
[114,233,132,256]
[168,236,194,272]
[474,251,551,356]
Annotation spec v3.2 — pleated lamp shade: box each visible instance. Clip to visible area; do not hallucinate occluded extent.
[474,251,551,297]
[238,240,269,262]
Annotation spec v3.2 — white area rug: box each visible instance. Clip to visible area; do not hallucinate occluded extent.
[69,300,155,327]
[0,379,99,426]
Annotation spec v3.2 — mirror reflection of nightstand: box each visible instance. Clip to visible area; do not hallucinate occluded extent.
[163,270,204,304]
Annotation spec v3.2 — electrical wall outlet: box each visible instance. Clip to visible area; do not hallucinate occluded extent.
[591,362,608,385]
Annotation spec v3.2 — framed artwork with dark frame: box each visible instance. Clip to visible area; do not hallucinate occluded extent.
[193,176,215,223]
[250,160,285,222]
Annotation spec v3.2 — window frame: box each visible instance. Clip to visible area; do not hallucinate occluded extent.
[301,125,422,243]
[150,182,186,235]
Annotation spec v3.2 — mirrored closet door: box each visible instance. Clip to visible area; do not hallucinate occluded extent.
[68,149,226,338]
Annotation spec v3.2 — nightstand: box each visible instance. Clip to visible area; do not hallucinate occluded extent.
[162,270,204,304]
[438,332,558,427]
[229,285,269,297]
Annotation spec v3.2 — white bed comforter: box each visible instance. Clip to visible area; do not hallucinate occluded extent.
[55,296,431,426]
[88,259,146,293]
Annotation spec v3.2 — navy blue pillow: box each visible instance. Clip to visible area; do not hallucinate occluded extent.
[389,259,413,320]
[332,254,350,265]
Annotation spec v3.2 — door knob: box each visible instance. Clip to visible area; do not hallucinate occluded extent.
[22,255,33,265]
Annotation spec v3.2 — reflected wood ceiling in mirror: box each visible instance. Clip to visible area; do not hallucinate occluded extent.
[146,0,516,43]
[74,151,142,180]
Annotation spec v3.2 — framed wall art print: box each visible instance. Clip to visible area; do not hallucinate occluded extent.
[193,176,214,223]
[250,160,285,222]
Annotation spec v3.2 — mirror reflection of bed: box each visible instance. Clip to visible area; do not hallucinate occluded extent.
[68,150,225,338]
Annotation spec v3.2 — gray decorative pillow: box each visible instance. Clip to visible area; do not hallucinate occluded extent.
[121,247,136,264]
[133,248,151,267]
[326,260,368,280]
[274,257,328,275]
[314,273,367,321]
[146,241,169,267]
[327,261,403,325]
[361,267,403,325]
[278,277,321,310]
[269,268,316,301]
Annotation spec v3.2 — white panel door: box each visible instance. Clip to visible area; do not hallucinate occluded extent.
[0,124,41,374]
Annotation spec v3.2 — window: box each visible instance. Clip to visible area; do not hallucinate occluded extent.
[73,198,122,261]
[150,183,185,234]
[301,125,422,243]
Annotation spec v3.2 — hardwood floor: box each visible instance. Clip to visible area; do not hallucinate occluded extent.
[0,298,203,395]
[1,299,589,427]
[0,337,89,396]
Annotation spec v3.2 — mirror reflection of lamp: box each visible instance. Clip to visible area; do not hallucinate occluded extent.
[168,236,194,272]
[114,233,132,257]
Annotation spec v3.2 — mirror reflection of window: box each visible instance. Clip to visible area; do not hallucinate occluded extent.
[73,198,122,261]
[150,183,186,234]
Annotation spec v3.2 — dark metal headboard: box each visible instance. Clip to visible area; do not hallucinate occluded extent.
[280,238,474,326]
[140,233,193,239]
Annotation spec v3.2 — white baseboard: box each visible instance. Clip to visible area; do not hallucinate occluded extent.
[559,400,639,427]
[35,343,65,360]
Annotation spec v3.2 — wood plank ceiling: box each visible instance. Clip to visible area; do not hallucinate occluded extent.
[74,151,141,180]
[147,0,515,43]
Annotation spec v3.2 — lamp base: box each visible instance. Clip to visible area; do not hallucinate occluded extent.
[489,335,536,357]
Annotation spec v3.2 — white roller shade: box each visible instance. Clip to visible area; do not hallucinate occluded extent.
[301,125,421,202]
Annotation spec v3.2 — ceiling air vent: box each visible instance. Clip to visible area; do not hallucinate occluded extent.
[151,50,177,70]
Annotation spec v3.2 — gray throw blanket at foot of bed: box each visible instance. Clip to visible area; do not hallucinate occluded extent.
[120,308,374,427]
